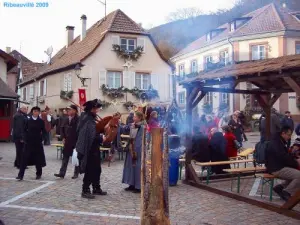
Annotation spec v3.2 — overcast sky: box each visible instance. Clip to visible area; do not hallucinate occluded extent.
[0,0,236,62]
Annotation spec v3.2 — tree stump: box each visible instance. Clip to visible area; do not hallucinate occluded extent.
[141,128,170,225]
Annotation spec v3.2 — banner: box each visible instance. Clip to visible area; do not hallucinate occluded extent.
[78,89,86,107]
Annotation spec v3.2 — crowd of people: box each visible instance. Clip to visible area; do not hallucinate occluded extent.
[11,101,161,199]
[10,103,300,200]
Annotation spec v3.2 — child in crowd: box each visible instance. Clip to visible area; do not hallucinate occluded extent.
[290,138,300,159]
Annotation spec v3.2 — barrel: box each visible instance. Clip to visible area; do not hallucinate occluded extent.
[168,135,181,186]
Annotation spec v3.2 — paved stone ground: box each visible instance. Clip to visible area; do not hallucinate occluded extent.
[0,134,299,225]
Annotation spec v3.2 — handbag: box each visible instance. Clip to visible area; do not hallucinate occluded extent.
[71,149,79,167]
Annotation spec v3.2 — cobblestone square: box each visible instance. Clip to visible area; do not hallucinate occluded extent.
[0,136,299,225]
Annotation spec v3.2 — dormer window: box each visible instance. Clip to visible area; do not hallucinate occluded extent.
[294,14,300,21]
[230,22,235,32]
[206,33,211,41]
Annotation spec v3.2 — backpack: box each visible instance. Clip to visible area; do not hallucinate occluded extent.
[254,141,270,164]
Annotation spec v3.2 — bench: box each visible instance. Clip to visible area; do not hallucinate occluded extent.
[99,146,110,160]
[196,159,254,184]
[223,167,266,193]
[255,173,276,201]
[230,148,255,160]
[51,143,64,159]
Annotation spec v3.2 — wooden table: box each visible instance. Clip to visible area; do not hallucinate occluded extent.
[223,167,266,193]
[195,159,254,184]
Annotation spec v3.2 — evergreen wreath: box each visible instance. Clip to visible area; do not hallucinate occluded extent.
[101,84,159,100]
[60,90,74,99]
[112,44,143,61]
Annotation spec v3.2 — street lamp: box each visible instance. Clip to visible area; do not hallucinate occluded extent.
[74,64,90,87]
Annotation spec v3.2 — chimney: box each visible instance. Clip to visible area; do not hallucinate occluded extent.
[81,15,87,41]
[6,47,11,54]
[66,26,75,47]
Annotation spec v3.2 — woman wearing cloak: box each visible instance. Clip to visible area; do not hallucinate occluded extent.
[16,106,47,180]
[121,111,145,193]
[76,99,107,199]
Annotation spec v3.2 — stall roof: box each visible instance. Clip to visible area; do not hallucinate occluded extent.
[180,54,300,92]
[0,78,18,99]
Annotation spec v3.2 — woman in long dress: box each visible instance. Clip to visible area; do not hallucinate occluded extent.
[16,106,46,180]
[121,111,145,193]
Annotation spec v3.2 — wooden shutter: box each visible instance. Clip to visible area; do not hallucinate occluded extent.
[38,81,41,96]
[137,37,146,52]
[150,73,159,91]
[123,71,130,88]
[43,79,47,96]
[129,71,135,89]
[99,70,107,88]
[111,35,120,49]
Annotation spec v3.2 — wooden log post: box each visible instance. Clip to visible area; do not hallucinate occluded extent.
[141,128,170,225]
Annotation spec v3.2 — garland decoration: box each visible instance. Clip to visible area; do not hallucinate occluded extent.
[112,44,143,61]
[99,100,111,109]
[123,101,135,110]
[60,90,74,99]
[101,84,159,100]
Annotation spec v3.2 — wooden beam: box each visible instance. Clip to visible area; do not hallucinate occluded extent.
[255,94,271,140]
[141,128,170,225]
[269,94,281,107]
[192,91,206,108]
[185,87,193,181]
[201,87,288,95]
[281,189,300,210]
[283,77,300,96]
[187,86,201,104]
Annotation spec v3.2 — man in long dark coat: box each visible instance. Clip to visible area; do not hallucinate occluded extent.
[12,105,28,168]
[16,106,47,180]
[76,99,107,199]
[54,105,80,179]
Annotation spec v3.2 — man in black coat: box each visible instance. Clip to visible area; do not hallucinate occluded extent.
[16,106,47,180]
[265,126,300,201]
[12,105,28,168]
[54,105,80,179]
[76,99,107,199]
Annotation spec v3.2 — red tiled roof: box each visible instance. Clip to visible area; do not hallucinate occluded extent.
[41,9,148,75]
[8,50,33,73]
[0,77,18,99]
[174,3,300,58]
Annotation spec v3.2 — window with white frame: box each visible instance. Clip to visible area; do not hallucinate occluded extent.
[191,60,198,73]
[135,73,150,90]
[178,64,185,76]
[107,71,122,89]
[296,43,300,54]
[204,55,213,69]
[63,74,72,91]
[220,85,229,104]
[22,87,27,100]
[251,45,266,60]
[220,50,229,65]
[29,84,34,99]
[178,92,185,104]
[120,38,136,52]
[204,92,213,105]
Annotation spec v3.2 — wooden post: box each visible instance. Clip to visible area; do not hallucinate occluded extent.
[185,86,193,181]
[141,128,170,225]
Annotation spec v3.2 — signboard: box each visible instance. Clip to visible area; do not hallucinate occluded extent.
[78,89,86,107]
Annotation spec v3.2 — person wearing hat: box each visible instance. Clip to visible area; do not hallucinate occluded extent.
[16,106,47,180]
[76,99,107,199]
[54,105,80,179]
[41,106,52,145]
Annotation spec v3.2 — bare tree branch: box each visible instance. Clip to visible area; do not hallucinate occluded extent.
[166,7,203,22]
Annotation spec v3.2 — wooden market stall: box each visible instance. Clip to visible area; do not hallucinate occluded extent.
[180,54,300,218]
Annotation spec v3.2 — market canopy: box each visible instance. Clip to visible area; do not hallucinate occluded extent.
[180,54,300,95]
